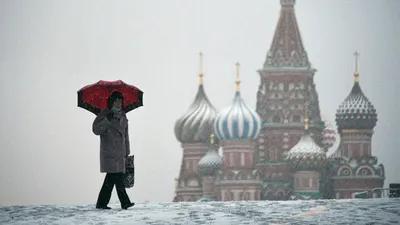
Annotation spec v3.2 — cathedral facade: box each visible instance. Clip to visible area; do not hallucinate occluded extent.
[173,0,385,202]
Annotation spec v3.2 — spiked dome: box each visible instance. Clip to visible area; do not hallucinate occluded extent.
[198,134,223,176]
[214,62,262,141]
[286,114,327,171]
[335,52,377,131]
[174,53,218,144]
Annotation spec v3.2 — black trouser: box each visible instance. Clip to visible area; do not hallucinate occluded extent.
[96,173,131,207]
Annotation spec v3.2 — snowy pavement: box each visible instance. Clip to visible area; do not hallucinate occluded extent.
[1,198,399,225]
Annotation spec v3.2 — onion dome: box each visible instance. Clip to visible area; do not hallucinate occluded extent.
[335,52,377,131]
[322,121,337,150]
[174,52,218,144]
[214,62,262,141]
[198,134,223,176]
[286,117,327,170]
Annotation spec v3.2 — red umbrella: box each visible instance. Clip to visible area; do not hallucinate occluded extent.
[77,80,143,115]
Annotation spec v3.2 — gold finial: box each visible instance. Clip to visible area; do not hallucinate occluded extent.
[199,52,204,85]
[304,117,309,130]
[235,62,241,92]
[210,133,215,145]
[354,51,360,83]
[304,102,309,130]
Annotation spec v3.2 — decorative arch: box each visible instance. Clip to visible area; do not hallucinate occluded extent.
[253,169,262,180]
[261,189,273,200]
[292,114,302,123]
[184,174,201,187]
[226,189,234,201]
[247,174,252,180]
[221,189,231,201]
[356,165,374,176]
[337,165,353,177]
[222,171,232,180]
[272,115,282,123]
[241,189,251,201]
[235,170,246,180]
[179,180,185,188]
[276,50,284,65]
[276,190,286,200]
[268,146,279,161]
[186,178,199,187]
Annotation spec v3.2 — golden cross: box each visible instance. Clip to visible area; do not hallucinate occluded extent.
[199,51,204,84]
[235,62,241,91]
[353,51,360,82]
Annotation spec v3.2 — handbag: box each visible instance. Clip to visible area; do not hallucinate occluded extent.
[123,155,135,188]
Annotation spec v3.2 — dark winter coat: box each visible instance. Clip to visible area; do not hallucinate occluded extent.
[92,109,130,173]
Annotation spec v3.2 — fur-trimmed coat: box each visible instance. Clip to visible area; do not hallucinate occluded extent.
[92,109,130,173]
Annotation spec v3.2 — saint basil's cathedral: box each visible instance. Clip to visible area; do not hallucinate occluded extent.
[173,0,385,202]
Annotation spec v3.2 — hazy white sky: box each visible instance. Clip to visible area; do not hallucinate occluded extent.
[0,0,399,206]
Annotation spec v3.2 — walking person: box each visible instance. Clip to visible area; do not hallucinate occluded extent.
[92,91,135,210]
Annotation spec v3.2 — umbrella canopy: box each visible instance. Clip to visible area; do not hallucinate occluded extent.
[77,80,143,115]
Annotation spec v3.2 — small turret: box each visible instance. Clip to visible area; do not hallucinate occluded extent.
[286,107,327,171]
[335,52,377,131]
[198,134,223,176]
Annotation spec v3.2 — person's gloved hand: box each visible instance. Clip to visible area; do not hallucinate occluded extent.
[107,111,114,121]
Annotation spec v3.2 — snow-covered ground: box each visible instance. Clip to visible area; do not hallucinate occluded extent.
[1,198,399,225]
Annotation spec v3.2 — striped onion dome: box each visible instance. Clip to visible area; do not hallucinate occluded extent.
[174,84,218,144]
[322,121,337,150]
[286,122,327,170]
[198,135,222,176]
[214,63,262,141]
[336,61,377,131]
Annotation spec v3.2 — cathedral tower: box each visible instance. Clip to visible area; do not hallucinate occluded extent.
[173,53,219,202]
[214,63,262,201]
[331,52,385,199]
[255,0,324,200]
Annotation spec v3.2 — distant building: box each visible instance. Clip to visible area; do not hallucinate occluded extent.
[173,0,385,202]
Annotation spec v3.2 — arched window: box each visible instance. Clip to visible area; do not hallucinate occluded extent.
[302,178,309,188]
[269,147,278,161]
[348,144,353,157]
[277,191,284,200]
[339,167,351,176]
[273,115,281,123]
[360,144,364,156]
[224,191,230,201]
[243,192,250,200]
[229,153,234,167]
[292,115,301,123]
[186,160,191,170]
[192,159,197,172]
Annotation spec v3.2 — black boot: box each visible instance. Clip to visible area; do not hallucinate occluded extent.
[122,202,135,210]
[96,205,112,210]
